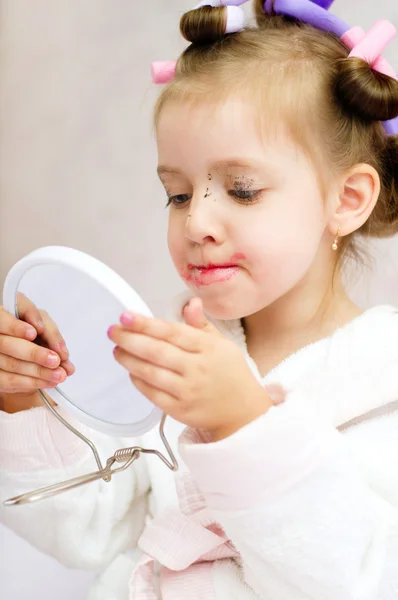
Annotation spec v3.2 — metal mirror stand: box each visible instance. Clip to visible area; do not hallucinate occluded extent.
[4,390,178,506]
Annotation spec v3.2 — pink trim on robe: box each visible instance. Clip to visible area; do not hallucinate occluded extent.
[129,460,240,599]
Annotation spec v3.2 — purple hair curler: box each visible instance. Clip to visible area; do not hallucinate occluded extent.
[310,0,335,9]
[263,0,350,37]
[262,1,397,135]
[151,0,398,137]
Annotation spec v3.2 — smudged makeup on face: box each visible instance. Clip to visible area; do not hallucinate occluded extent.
[163,170,261,209]
[235,175,254,186]
[231,175,256,191]
[160,97,334,322]
[181,252,248,287]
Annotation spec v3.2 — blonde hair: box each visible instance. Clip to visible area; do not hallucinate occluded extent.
[154,2,398,289]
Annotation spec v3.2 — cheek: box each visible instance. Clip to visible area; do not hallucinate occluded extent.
[244,194,325,282]
[167,217,185,266]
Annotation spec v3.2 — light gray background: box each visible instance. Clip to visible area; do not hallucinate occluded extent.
[0,1,397,599]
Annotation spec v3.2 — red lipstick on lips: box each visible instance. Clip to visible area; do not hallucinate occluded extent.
[183,252,246,287]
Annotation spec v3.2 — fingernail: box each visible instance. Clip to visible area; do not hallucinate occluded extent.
[63,360,75,375]
[120,313,134,326]
[107,325,115,337]
[52,368,65,382]
[59,342,69,356]
[47,352,59,366]
[25,326,37,339]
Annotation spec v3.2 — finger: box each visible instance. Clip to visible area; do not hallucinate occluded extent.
[183,297,220,334]
[118,312,203,352]
[108,329,187,375]
[1,388,37,395]
[0,334,61,368]
[37,310,70,363]
[0,354,67,385]
[0,370,61,393]
[15,293,70,361]
[16,293,45,335]
[60,359,75,376]
[1,390,57,412]
[129,373,176,415]
[113,346,183,399]
[0,306,38,341]
[182,298,202,327]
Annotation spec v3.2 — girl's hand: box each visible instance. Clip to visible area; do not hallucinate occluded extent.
[0,293,75,399]
[108,297,274,441]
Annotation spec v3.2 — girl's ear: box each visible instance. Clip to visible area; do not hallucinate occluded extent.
[331,163,380,236]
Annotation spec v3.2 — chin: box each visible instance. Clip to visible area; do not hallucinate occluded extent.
[201,290,280,322]
[201,296,247,321]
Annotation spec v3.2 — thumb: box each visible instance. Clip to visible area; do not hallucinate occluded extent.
[182,297,219,334]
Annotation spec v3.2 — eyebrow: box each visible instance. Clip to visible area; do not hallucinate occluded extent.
[157,158,265,178]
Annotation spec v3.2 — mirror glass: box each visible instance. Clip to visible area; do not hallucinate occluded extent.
[3,249,162,436]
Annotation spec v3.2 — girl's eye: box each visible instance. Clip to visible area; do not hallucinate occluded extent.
[164,189,261,208]
[229,189,261,202]
[165,194,192,208]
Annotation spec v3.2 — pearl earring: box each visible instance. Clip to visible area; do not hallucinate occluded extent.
[332,226,340,251]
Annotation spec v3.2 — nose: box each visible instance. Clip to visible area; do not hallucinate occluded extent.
[185,193,224,245]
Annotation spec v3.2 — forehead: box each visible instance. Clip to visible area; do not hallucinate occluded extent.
[156,96,287,168]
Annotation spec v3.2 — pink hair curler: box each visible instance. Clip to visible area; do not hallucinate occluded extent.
[151,61,177,84]
[341,21,398,135]
[151,6,398,137]
[343,20,397,79]
[151,0,248,85]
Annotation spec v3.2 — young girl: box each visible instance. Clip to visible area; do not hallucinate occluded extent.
[1,1,398,598]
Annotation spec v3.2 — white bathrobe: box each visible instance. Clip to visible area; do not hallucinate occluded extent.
[1,292,398,599]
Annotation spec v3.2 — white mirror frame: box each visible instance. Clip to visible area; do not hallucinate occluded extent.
[2,246,163,437]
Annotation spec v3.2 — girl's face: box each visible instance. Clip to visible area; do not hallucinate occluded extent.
[156,97,334,320]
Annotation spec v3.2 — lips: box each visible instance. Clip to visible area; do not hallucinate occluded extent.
[182,253,245,287]
[187,252,246,271]
[184,264,241,287]
[187,262,238,270]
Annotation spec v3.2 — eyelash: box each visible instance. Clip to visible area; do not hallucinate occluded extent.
[165,190,262,208]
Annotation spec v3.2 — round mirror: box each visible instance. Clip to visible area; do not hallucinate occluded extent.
[2,246,163,437]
